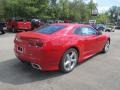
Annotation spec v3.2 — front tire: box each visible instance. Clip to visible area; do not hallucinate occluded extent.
[60,48,78,73]
[102,40,110,53]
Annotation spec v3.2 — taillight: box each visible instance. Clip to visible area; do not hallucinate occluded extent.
[14,35,21,42]
[28,39,43,47]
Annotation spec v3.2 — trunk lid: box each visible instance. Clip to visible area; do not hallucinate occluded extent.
[16,31,49,41]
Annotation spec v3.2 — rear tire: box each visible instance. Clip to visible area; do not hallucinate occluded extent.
[0,30,5,34]
[12,28,17,33]
[60,48,78,73]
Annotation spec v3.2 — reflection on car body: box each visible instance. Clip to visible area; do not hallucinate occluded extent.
[14,23,110,73]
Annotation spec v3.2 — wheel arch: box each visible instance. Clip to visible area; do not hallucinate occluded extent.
[66,46,80,57]
[59,46,80,73]
[59,45,80,65]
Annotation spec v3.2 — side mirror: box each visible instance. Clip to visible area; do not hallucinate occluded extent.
[97,31,102,35]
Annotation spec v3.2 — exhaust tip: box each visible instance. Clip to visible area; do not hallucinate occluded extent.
[31,63,41,70]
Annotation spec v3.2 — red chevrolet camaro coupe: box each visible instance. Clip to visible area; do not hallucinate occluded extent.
[14,23,110,73]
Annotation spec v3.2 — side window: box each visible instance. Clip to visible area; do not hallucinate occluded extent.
[74,28,82,35]
[80,27,97,35]
[74,27,97,35]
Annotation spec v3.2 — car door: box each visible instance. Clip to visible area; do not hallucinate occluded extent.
[95,31,107,52]
[89,27,107,52]
[75,27,98,57]
[82,27,99,56]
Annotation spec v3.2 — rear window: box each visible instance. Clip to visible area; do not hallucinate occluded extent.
[34,25,65,34]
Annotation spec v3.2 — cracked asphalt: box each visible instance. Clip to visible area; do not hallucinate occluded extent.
[0,31,120,90]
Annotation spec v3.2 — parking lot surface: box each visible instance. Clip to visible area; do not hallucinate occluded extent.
[0,31,120,90]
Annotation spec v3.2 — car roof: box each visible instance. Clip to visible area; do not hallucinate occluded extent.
[51,23,90,27]
[49,23,92,35]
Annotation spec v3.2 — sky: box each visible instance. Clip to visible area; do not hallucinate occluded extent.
[90,0,120,13]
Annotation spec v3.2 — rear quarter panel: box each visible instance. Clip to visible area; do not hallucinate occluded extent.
[48,35,84,62]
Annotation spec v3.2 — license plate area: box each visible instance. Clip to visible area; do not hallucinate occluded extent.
[17,46,24,53]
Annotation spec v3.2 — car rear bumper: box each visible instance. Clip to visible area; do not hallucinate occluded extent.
[14,45,60,71]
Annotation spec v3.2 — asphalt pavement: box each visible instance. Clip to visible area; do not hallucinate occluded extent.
[0,31,120,90]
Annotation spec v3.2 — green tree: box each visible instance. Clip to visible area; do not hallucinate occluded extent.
[0,0,107,23]
[108,6,120,23]
[96,13,109,24]
[2,0,49,19]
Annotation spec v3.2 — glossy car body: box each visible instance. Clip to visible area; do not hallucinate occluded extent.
[96,24,106,31]
[7,19,31,32]
[14,23,110,71]
[105,25,115,32]
[31,19,44,30]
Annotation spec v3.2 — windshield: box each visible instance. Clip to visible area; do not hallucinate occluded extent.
[34,25,65,34]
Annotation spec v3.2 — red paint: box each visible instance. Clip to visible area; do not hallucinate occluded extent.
[14,23,110,71]
[6,19,31,31]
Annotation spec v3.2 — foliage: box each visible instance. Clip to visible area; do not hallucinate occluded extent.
[108,6,120,23]
[0,0,102,22]
[96,13,109,24]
